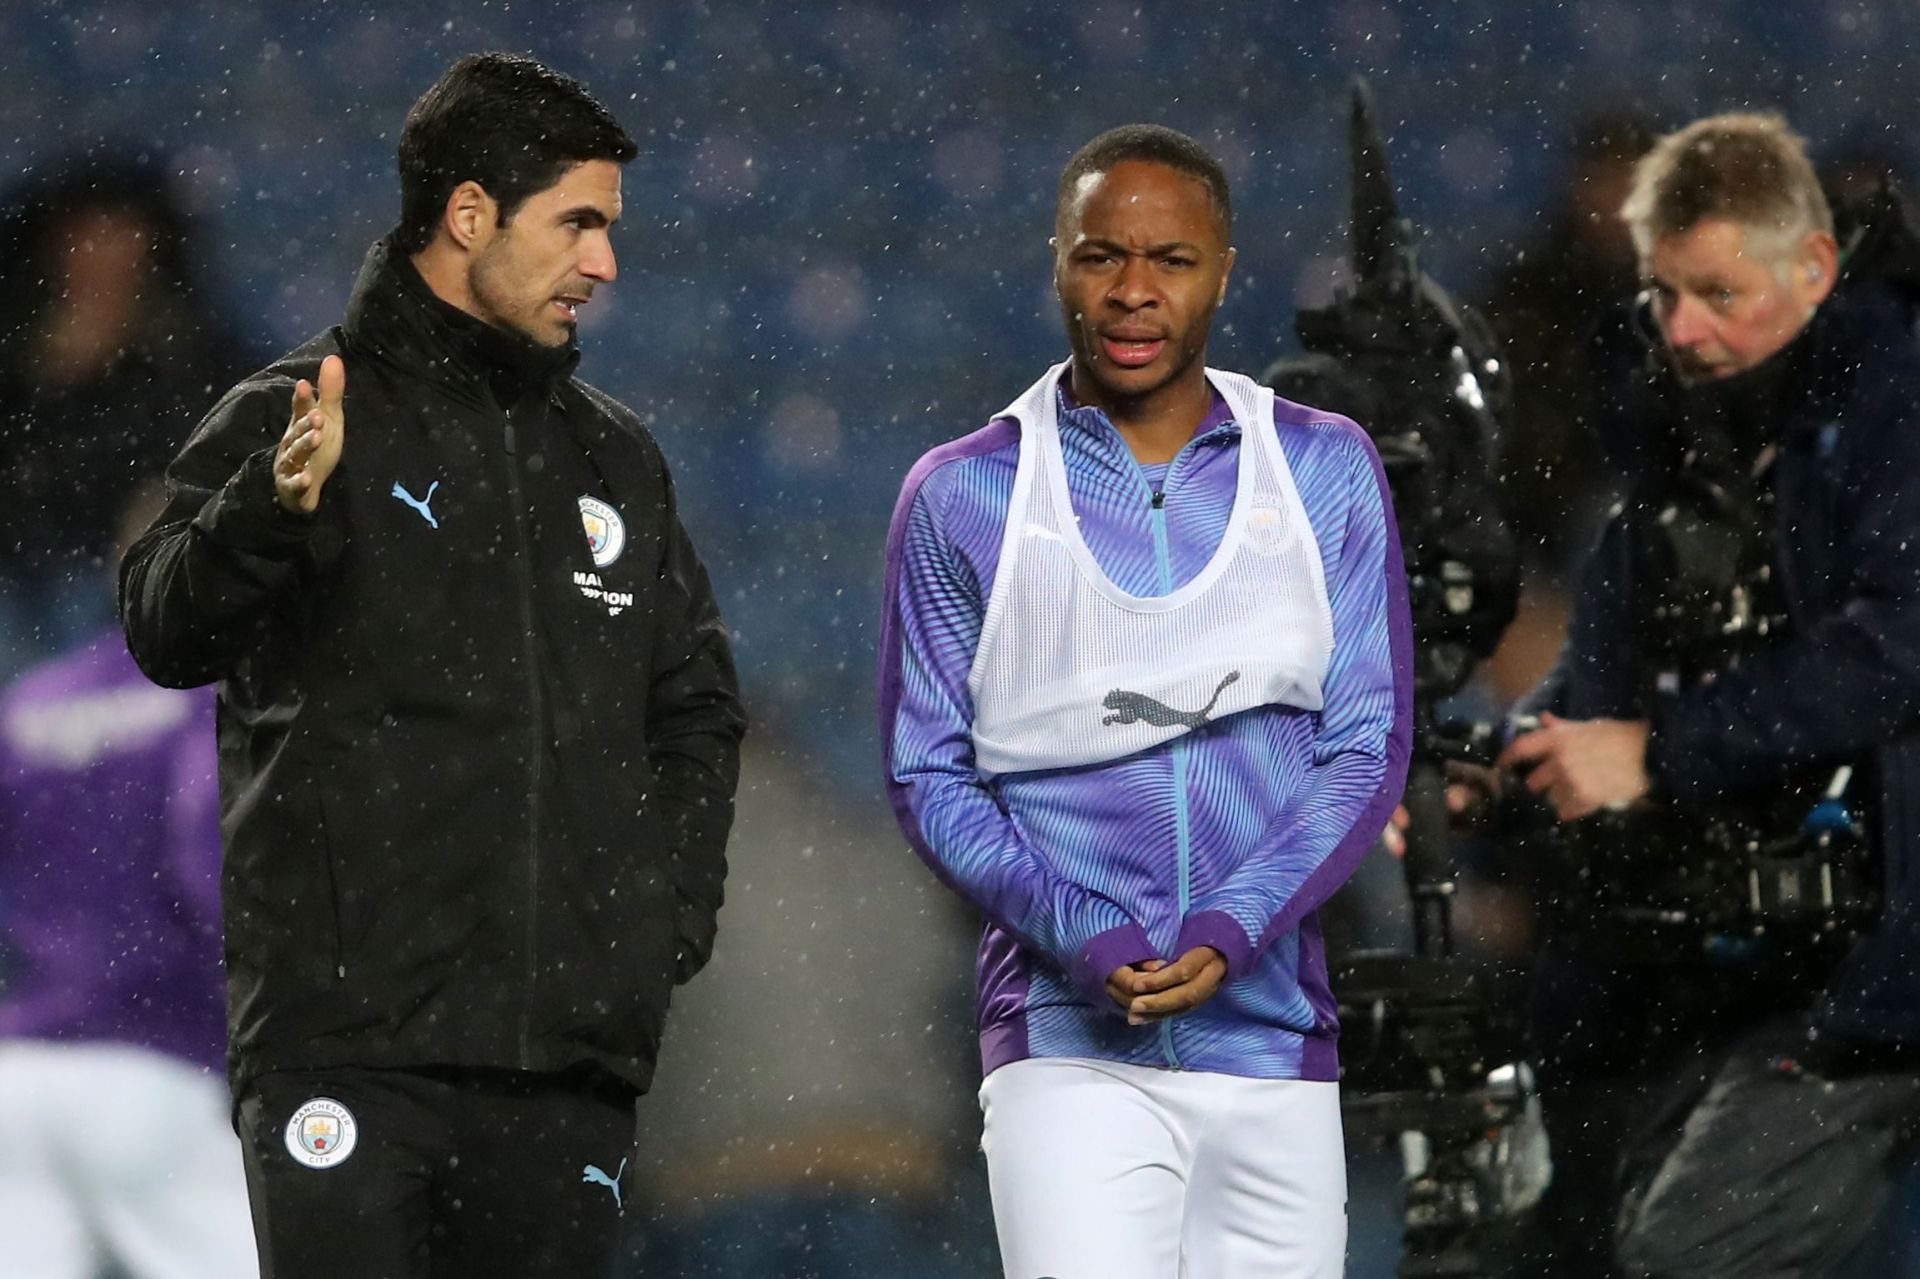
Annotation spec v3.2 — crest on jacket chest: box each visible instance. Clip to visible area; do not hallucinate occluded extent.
[577,495,626,567]
[572,493,634,616]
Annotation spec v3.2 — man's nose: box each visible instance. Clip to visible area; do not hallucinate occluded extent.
[1107,255,1157,309]
[1663,294,1713,351]
[581,233,617,283]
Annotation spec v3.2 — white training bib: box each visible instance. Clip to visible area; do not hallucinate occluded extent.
[967,363,1333,778]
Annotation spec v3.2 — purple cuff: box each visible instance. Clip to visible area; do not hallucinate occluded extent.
[1174,910,1257,978]
[1072,922,1159,1013]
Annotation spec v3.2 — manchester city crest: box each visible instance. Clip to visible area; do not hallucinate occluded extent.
[1245,494,1294,555]
[284,1097,359,1170]
[578,496,627,569]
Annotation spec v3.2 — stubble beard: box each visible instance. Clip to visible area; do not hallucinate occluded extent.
[471,246,570,349]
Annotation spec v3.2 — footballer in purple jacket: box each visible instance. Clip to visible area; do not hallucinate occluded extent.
[0,626,257,1276]
[880,127,1412,1276]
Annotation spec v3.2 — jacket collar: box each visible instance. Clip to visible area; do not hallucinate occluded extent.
[1635,277,1901,464]
[342,234,581,410]
[1054,373,1238,450]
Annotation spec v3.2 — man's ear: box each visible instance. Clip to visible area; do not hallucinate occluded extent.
[443,180,498,253]
[1796,229,1840,308]
[1216,245,1238,307]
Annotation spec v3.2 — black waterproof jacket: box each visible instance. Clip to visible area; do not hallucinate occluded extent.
[1541,273,1920,1049]
[120,238,745,1094]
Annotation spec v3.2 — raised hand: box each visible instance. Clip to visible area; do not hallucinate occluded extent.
[275,354,345,514]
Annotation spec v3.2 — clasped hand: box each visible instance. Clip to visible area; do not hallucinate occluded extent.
[1107,946,1228,1025]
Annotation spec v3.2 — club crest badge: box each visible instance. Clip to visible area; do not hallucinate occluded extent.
[578,496,627,568]
[284,1097,358,1170]
[1245,496,1294,555]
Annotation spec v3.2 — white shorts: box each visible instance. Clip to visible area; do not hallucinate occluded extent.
[0,1041,258,1279]
[980,1056,1347,1279]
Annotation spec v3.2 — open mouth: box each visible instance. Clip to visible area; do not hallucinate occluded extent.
[553,296,589,322]
[1101,335,1166,368]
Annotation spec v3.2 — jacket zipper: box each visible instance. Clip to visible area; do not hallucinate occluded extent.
[501,408,546,1068]
[1146,479,1192,1070]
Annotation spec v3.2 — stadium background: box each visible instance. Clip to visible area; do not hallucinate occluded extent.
[2,1,1916,1274]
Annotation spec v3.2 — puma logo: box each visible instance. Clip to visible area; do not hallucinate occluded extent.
[1102,670,1241,729]
[391,481,440,528]
[581,1158,627,1208]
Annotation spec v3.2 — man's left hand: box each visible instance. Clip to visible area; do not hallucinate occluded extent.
[1498,712,1651,822]
[1123,946,1228,1025]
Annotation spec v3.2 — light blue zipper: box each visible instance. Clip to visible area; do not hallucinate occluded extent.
[1144,459,1192,1071]
[1094,403,1223,1070]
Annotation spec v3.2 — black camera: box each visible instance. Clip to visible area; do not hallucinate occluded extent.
[1528,392,1879,961]
[1267,82,1531,1277]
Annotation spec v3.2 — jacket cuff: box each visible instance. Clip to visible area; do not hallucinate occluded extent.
[195,447,317,556]
[1174,910,1257,979]
[1646,694,1713,802]
[1071,922,1159,1012]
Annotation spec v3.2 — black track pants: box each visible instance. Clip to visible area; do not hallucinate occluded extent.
[237,1065,637,1279]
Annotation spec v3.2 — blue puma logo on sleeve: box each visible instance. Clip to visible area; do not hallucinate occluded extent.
[391,481,440,528]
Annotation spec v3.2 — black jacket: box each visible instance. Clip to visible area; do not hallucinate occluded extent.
[120,238,745,1094]
[1540,272,1920,1048]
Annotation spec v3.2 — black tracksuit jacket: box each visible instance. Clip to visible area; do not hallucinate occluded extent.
[120,238,745,1095]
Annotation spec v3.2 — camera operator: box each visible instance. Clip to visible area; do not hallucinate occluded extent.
[1429,112,1920,1277]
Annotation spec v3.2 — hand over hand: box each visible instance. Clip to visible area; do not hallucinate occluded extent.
[1109,946,1228,1025]
[1107,958,1165,1011]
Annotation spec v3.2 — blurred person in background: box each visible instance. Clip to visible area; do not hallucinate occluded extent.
[0,482,256,1279]
[1445,112,1920,1277]
[119,53,744,1278]
[0,154,250,681]
[881,124,1412,1278]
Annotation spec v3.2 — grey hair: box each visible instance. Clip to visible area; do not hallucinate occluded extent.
[1620,112,1832,272]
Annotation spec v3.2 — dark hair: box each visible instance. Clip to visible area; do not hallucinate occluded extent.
[1056,124,1232,235]
[395,52,638,254]
[0,148,252,385]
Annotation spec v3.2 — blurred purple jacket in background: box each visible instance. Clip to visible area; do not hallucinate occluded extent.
[0,628,225,1075]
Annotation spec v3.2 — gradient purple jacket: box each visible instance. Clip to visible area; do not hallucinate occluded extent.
[0,628,225,1074]
[880,375,1413,1081]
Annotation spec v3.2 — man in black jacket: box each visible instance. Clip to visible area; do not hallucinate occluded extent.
[120,53,745,1278]
[1488,113,1920,1277]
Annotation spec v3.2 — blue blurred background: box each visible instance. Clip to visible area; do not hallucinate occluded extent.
[5,0,1912,788]
[1,2,1916,1275]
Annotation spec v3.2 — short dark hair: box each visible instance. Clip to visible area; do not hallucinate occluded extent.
[395,52,638,254]
[1056,124,1232,236]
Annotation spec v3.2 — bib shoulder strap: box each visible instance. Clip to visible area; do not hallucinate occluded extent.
[1204,366,1276,437]
[995,360,1073,435]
